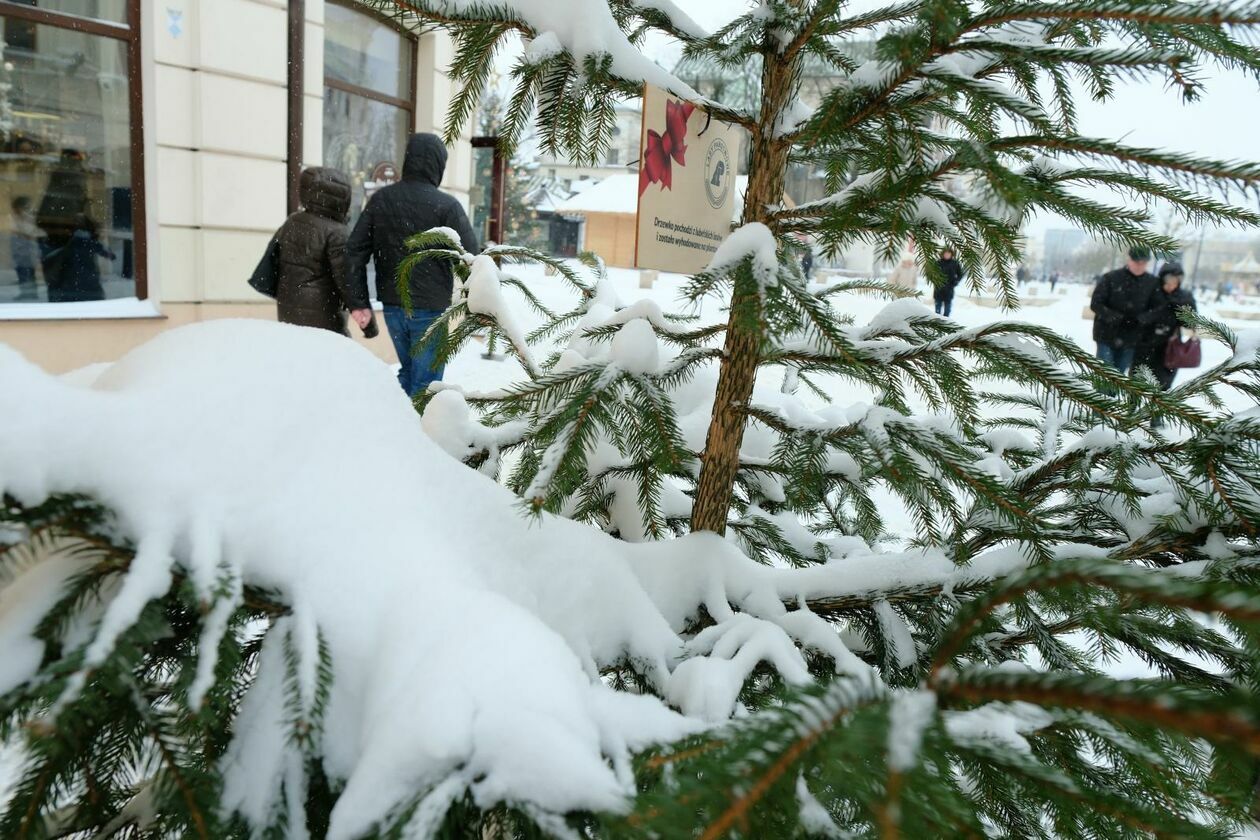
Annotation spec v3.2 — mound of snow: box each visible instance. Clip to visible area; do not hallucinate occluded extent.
[0,321,699,835]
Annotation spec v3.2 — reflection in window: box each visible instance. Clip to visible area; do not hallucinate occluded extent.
[10,2,127,24]
[322,2,415,243]
[323,88,409,231]
[0,19,134,303]
[469,145,494,246]
[324,3,411,98]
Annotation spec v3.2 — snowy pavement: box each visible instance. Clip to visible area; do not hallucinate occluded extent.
[446,262,1246,414]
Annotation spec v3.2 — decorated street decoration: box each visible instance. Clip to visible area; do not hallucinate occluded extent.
[635,85,741,274]
[639,99,695,195]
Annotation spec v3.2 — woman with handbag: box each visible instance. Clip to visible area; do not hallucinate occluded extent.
[250,167,376,338]
[1137,262,1198,391]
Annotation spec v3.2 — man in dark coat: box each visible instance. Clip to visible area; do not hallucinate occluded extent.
[1090,246,1160,373]
[270,167,373,336]
[933,248,964,316]
[346,133,479,397]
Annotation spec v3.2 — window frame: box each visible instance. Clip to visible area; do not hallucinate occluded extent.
[324,0,419,116]
[0,0,148,301]
[289,0,418,213]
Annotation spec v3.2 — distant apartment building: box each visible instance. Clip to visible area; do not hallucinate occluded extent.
[536,103,641,190]
[1042,228,1087,275]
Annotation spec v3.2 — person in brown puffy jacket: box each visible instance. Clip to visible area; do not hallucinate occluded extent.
[273,167,374,336]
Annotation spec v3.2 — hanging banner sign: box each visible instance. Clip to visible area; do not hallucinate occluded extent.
[635,84,741,274]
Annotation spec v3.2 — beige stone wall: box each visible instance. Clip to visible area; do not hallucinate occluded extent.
[1,2,474,373]
[149,0,290,305]
[414,29,473,208]
[3,304,400,375]
[147,0,471,306]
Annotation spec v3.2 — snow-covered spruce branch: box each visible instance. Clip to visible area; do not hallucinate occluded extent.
[929,555,1260,673]
[964,0,1260,34]
[935,668,1260,753]
[5,0,1260,835]
[359,0,755,161]
[3,314,1260,834]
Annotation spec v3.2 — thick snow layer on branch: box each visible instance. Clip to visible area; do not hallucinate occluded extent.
[455,0,701,100]
[465,255,539,375]
[705,222,780,290]
[945,701,1055,754]
[523,32,564,62]
[0,320,1108,831]
[774,101,814,137]
[632,0,707,39]
[422,389,529,473]
[0,555,86,696]
[1231,329,1260,365]
[887,689,936,771]
[610,318,661,375]
[798,171,883,211]
[796,774,845,837]
[0,323,702,833]
[850,59,902,90]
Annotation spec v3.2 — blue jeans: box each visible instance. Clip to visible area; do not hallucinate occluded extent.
[383,305,446,397]
[1096,343,1136,374]
[934,298,952,317]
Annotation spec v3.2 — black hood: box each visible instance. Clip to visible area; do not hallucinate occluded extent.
[300,167,351,222]
[402,133,448,186]
[1159,262,1185,280]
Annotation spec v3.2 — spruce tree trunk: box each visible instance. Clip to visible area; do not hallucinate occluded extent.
[690,49,798,535]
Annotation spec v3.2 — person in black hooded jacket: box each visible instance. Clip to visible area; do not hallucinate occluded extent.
[933,248,964,316]
[269,167,373,337]
[346,133,480,397]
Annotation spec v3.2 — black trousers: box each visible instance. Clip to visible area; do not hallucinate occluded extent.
[1136,343,1176,390]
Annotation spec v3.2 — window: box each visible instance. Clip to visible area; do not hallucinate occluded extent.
[4,1,127,26]
[322,1,415,232]
[0,1,144,305]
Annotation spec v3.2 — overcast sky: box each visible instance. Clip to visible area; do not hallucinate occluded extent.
[505,0,1260,236]
[665,0,1259,215]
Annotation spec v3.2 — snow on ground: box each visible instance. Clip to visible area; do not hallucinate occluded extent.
[453,264,1239,410]
[0,263,1251,826]
[447,263,1248,683]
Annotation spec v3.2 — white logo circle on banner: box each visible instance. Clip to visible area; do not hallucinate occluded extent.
[704,139,732,210]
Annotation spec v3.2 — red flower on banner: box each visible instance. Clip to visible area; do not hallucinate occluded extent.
[639,99,696,196]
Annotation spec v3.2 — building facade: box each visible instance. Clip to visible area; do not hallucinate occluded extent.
[0,0,471,372]
[535,103,640,191]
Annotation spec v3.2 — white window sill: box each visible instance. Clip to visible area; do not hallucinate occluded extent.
[0,297,163,321]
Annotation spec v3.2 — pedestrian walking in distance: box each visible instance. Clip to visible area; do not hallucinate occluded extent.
[934,248,963,317]
[1090,246,1159,374]
[1137,262,1196,390]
